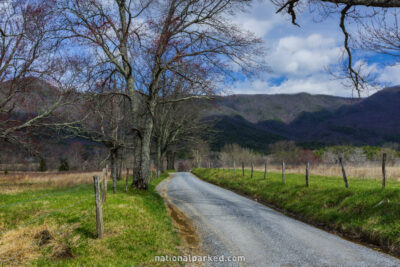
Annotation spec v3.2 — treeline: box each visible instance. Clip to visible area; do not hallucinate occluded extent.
[195,142,400,168]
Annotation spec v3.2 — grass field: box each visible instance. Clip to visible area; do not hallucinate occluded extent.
[0,172,181,266]
[192,168,400,256]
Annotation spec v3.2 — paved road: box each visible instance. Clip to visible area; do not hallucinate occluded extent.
[157,172,400,267]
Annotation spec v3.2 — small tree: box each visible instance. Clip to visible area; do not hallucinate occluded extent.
[58,159,69,172]
[39,158,48,172]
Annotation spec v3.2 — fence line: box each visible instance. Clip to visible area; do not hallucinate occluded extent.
[212,154,391,189]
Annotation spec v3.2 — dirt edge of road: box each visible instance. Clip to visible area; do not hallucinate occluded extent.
[158,174,204,266]
[190,172,400,259]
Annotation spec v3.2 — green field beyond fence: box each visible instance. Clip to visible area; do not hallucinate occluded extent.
[192,168,400,256]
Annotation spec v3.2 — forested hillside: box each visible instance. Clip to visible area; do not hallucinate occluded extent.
[204,87,400,151]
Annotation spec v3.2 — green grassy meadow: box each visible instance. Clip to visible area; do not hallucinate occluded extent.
[192,168,400,256]
[0,172,181,266]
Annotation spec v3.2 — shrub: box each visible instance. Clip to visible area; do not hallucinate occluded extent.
[4,169,8,175]
[39,157,47,172]
[58,159,70,172]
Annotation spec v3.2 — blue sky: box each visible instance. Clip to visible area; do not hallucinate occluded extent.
[230,1,400,97]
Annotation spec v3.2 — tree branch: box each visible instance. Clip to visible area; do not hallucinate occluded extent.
[321,0,400,8]
[159,95,213,104]
[276,0,300,26]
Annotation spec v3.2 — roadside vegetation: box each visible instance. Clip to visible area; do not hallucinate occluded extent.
[192,168,400,256]
[0,172,180,266]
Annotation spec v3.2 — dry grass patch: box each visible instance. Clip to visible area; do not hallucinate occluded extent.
[0,171,101,194]
[0,223,77,266]
[0,225,44,266]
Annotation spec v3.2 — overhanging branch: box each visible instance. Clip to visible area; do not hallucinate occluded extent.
[158,95,213,104]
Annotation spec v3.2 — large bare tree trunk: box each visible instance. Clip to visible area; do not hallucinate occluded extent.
[132,134,142,188]
[137,116,153,190]
[156,138,162,178]
[110,150,118,194]
[117,153,123,181]
[161,152,167,173]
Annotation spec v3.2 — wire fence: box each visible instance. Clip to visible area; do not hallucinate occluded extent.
[208,153,391,189]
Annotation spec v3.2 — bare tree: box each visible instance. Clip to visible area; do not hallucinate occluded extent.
[57,0,264,190]
[0,1,80,152]
[130,0,264,188]
[358,10,400,58]
[153,95,204,176]
[58,76,134,193]
[220,144,259,167]
[191,140,211,169]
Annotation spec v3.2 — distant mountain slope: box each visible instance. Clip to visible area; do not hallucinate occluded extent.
[203,93,351,123]
[286,86,400,145]
[206,115,286,152]
[204,88,400,151]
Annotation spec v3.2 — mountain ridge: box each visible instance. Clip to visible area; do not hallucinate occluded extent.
[204,87,400,151]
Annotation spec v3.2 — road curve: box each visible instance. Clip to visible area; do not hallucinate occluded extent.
[157,172,400,267]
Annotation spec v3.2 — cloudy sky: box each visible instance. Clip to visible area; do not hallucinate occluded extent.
[230,1,400,97]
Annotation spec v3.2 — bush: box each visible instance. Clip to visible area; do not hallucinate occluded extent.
[58,159,69,172]
[39,157,47,172]
[4,169,8,175]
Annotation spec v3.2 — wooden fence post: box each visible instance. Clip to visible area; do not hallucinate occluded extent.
[339,157,349,188]
[233,160,236,174]
[251,162,254,178]
[305,161,309,187]
[242,162,244,176]
[382,153,387,189]
[93,175,104,239]
[102,168,107,204]
[282,161,286,184]
[264,161,267,180]
[125,168,129,192]
[112,161,117,194]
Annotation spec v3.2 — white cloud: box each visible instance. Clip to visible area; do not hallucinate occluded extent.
[233,1,287,38]
[228,33,348,96]
[378,64,400,85]
[226,3,354,97]
[268,75,349,96]
[236,18,278,37]
[228,2,400,97]
[268,34,343,77]
[231,74,351,96]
